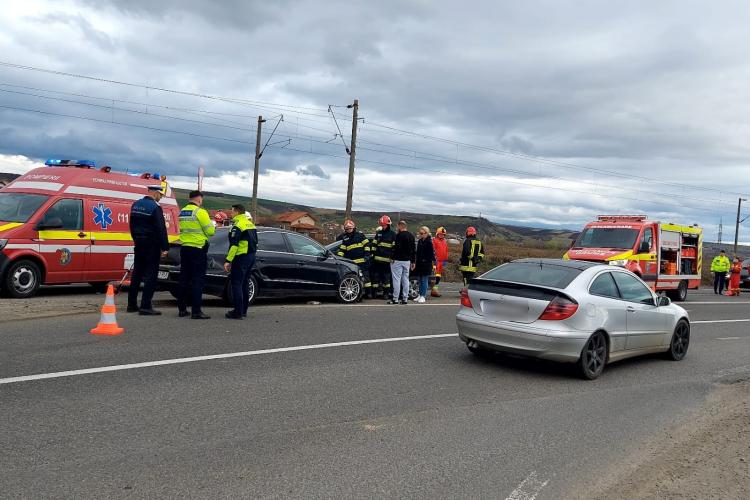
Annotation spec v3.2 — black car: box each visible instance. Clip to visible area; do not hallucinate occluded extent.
[158,227,364,305]
[741,259,750,289]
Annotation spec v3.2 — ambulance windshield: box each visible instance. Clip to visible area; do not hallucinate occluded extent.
[573,227,640,250]
[0,193,49,223]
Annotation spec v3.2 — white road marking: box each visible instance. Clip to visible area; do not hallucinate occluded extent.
[688,301,750,304]
[0,333,459,385]
[270,302,459,309]
[716,337,742,340]
[693,318,750,324]
[505,471,549,500]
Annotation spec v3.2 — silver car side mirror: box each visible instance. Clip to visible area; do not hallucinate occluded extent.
[657,296,671,307]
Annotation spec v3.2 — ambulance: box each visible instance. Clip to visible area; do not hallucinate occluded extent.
[564,215,702,301]
[0,159,180,298]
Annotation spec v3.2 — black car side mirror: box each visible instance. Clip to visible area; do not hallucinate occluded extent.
[35,217,64,230]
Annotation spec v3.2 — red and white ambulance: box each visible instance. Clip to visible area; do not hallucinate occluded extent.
[564,215,702,301]
[0,159,180,298]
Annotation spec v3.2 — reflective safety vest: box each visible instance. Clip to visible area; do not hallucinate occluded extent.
[710,255,730,273]
[226,214,258,262]
[178,203,215,249]
[459,236,484,272]
[371,227,397,263]
[337,230,371,265]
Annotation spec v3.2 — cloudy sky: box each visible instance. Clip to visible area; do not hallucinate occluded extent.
[2,0,750,239]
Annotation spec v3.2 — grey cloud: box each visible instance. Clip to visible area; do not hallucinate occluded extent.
[295,164,330,180]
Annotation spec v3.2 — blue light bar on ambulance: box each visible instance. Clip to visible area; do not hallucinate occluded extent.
[45,159,96,168]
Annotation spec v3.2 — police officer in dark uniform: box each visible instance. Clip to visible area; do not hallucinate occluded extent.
[128,185,169,315]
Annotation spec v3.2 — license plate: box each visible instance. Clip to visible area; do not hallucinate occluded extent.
[157,271,169,280]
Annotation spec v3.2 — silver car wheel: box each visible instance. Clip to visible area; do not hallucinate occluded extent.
[338,276,361,303]
[579,332,607,379]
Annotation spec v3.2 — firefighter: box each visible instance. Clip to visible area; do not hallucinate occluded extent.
[127,185,169,315]
[370,215,397,300]
[431,226,449,297]
[337,219,371,298]
[459,226,484,285]
[223,204,258,319]
[711,249,731,295]
[727,256,742,296]
[177,190,215,319]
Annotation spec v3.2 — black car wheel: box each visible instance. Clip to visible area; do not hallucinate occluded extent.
[666,320,690,361]
[223,275,258,307]
[337,273,362,303]
[667,280,688,302]
[577,331,608,380]
[4,260,42,298]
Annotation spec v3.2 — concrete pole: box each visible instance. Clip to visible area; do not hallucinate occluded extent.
[252,116,265,221]
[345,100,358,221]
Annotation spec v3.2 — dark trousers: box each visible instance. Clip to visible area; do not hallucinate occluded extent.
[128,239,161,310]
[177,246,208,314]
[713,271,727,294]
[230,253,255,315]
[370,261,392,298]
[462,271,476,286]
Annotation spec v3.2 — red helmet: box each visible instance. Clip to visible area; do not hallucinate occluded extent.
[343,219,355,230]
[466,226,477,236]
[379,215,392,226]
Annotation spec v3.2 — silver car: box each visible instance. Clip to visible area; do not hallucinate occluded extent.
[456,259,690,379]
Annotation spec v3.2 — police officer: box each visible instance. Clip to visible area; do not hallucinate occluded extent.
[128,185,169,315]
[337,219,371,297]
[177,190,215,319]
[459,226,484,285]
[370,215,397,300]
[223,204,258,319]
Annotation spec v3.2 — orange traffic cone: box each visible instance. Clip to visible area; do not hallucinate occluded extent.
[90,284,124,336]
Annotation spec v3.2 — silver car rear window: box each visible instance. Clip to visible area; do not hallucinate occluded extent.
[481,262,581,289]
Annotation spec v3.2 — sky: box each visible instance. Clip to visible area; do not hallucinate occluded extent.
[1,0,750,240]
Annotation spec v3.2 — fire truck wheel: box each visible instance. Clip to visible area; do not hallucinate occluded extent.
[4,259,42,298]
[667,280,688,302]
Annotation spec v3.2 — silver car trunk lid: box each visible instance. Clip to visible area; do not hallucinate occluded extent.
[468,280,562,324]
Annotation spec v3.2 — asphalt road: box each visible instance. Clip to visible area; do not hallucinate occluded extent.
[2,288,750,499]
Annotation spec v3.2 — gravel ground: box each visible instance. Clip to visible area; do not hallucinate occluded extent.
[588,380,750,499]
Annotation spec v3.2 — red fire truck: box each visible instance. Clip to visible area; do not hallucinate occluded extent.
[0,159,180,298]
[564,215,702,301]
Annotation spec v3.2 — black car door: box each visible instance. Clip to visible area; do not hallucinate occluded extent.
[284,232,340,290]
[255,230,293,291]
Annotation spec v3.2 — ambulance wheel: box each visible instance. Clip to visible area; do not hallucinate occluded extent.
[223,276,258,307]
[4,259,42,298]
[667,281,688,302]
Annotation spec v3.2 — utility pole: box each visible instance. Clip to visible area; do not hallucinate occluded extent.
[252,115,265,221]
[734,197,747,255]
[345,99,358,221]
[718,217,723,244]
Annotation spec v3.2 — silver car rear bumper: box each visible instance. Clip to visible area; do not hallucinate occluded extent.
[456,311,589,363]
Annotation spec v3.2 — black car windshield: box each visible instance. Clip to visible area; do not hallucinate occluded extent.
[481,262,582,289]
[573,227,639,250]
[0,193,49,223]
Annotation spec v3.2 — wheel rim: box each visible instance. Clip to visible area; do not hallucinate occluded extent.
[247,279,256,304]
[672,323,689,357]
[12,266,35,293]
[584,334,606,375]
[409,280,419,299]
[339,277,360,302]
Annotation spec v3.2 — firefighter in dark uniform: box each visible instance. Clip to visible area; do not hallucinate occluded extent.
[128,185,169,315]
[370,215,397,300]
[459,226,484,285]
[337,219,371,298]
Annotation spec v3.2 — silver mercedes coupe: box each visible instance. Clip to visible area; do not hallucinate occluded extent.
[456,259,690,379]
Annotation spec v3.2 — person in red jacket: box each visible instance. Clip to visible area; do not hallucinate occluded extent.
[431,226,449,297]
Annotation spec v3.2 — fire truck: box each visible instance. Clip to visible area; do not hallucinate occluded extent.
[564,215,702,301]
[0,159,180,298]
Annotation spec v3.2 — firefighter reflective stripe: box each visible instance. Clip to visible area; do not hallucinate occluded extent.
[352,257,366,264]
[338,232,371,264]
[377,242,394,248]
[374,255,391,262]
[459,239,484,272]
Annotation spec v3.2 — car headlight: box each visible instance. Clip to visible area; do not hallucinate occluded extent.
[609,259,628,267]
[0,239,7,251]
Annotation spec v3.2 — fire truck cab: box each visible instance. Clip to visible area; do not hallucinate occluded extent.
[0,159,180,298]
[564,215,702,301]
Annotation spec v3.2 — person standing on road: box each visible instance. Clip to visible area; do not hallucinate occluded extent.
[337,219,371,297]
[224,204,258,319]
[128,185,170,315]
[459,226,484,285]
[727,256,742,296]
[711,250,731,295]
[431,226,449,297]
[414,226,436,303]
[370,215,396,300]
[177,190,215,319]
[389,220,415,305]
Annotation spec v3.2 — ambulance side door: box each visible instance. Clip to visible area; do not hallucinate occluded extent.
[83,198,133,282]
[35,197,87,283]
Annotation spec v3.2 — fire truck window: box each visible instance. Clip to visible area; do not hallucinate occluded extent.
[43,199,83,230]
[642,228,653,251]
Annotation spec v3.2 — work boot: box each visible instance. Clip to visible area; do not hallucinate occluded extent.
[178,310,190,318]
[126,305,139,313]
[225,311,243,319]
[139,308,162,316]
[431,288,441,298]
[191,312,211,319]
